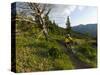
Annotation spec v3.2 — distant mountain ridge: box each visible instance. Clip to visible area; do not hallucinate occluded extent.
[72,24,97,37]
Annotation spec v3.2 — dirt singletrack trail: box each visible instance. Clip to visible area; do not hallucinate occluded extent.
[57,40,93,69]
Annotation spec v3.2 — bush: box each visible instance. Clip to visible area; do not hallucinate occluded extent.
[48,47,62,58]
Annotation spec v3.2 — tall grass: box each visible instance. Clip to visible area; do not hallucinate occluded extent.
[74,43,97,67]
[16,33,74,72]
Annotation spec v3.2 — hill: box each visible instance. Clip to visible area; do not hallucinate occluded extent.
[12,15,97,72]
[72,24,97,37]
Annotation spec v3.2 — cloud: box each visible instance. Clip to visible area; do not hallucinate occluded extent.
[49,5,76,16]
[62,5,77,16]
[78,6,85,11]
[48,5,77,28]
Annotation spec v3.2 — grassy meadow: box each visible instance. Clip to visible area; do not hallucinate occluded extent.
[15,19,97,72]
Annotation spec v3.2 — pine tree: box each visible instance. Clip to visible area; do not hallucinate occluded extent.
[66,16,71,34]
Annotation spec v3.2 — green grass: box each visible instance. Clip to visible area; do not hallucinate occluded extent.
[15,31,97,72]
[14,16,97,72]
[73,42,97,67]
[16,33,74,72]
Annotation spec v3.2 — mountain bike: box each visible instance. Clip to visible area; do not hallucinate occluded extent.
[65,41,77,54]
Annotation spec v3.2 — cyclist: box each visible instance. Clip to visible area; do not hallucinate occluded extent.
[64,34,73,49]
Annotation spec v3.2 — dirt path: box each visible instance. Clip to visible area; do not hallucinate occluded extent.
[57,40,93,69]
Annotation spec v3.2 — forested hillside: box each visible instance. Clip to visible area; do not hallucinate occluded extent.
[72,24,97,37]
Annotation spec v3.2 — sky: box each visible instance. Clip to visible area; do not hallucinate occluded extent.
[48,4,97,28]
[16,2,97,28]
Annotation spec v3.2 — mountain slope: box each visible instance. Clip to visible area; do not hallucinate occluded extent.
[72,24,97,37]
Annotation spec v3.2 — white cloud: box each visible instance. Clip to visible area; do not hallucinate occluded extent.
[63,5,77,16]
[78,6,85,11]
[49,5,77,28]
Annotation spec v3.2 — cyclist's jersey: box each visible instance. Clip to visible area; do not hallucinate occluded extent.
[68,37,73,42]
[65,38,70,43]
[65,37,73,43]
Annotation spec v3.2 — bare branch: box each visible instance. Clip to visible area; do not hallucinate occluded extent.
[12,16,35,24]
[40,5,46,14]
[45,8,51,16]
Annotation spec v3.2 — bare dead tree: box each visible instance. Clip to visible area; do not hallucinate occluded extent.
[28,3,51,40]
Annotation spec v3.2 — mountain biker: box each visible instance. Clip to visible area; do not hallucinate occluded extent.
[64,34,73,48]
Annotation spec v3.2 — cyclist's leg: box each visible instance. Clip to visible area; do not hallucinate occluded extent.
[70,42,76,54]
[67,43,72,51]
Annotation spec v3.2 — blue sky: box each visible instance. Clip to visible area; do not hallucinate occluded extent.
[48,5,97,28]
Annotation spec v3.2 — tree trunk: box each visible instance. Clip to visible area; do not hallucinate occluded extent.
[39,16,49,40]
[43,25,48,40]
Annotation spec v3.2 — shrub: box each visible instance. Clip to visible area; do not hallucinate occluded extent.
[48,47,62,58]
